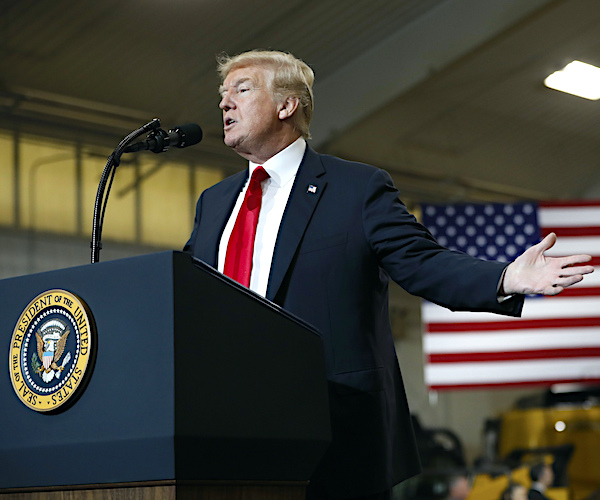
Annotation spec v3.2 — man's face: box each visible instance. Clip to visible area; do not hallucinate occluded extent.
[219,65,282,160]
[448,476,471,500]
[541,465,554,485]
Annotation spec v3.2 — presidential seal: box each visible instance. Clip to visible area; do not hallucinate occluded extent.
[9,289,96,412]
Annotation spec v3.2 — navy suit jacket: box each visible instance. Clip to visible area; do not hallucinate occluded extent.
[529,488,551,500]
[185,146,524,498]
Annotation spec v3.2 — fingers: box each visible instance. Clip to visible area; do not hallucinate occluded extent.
[544,285,563,296]
[557,264,595,277]
[542,275,582,295]
[558,253,593,267]
[542,286,564,295]
[556,274,585,288]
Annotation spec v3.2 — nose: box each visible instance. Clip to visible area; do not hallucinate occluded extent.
[219,90,234,111]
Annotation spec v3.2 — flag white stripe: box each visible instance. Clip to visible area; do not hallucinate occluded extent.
[544,236,600,256]
[422,297,600,323]
[425,358,600,385]
[424,327,600,354]
[539,206,600,227]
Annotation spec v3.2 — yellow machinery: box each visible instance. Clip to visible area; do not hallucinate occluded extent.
[498,403,600,500]
[397,464,570,500]
[394,393,600,500]
[469,465,568,500]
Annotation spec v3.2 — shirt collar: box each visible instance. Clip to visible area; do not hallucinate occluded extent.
[531,482,546,493]
[249,137,306,188]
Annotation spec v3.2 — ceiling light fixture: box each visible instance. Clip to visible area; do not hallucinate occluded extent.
[544,60,600,100]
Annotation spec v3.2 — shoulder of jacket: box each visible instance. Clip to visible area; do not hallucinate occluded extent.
[316,151,384,178]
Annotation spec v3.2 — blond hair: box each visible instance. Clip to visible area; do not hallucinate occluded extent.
[217,50,314,139]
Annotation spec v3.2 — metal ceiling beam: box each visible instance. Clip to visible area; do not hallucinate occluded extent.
[310,0,556,148]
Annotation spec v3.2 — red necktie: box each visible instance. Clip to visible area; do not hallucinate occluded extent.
[224,166,270,287]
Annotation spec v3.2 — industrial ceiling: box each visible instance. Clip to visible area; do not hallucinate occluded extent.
[2,0,599,205]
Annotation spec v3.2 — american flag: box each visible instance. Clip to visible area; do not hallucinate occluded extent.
[420,201,600,391]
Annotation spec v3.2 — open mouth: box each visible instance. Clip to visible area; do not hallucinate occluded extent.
[224,118,236,128]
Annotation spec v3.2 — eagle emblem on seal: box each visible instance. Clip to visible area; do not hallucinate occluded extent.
[34,319,72,383]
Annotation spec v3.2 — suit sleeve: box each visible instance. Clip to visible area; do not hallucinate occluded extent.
[362,168,524,316]
[183,191,204,254]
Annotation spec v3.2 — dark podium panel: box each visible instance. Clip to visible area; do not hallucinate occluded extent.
[0,251,330,495]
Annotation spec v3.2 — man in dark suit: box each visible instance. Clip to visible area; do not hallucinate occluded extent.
[528,463,554,500]
[184,50,593,500]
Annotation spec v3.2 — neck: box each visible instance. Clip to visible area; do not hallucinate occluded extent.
[235,131,302,164]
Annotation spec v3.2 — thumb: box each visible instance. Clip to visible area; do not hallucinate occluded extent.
[537,232,557,253]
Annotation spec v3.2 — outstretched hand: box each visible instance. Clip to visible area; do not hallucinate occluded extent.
[502,232,594,296]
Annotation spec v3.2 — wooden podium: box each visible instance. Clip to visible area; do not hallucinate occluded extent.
[0,481,309,499]
[0,252,331,499]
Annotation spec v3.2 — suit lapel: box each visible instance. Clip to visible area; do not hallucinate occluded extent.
[266,147,327,301]
[198,170,247,267]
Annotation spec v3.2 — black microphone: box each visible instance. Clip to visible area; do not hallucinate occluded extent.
[124,123,202,153]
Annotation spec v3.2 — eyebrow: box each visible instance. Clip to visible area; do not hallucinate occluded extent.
[219,77,254,96]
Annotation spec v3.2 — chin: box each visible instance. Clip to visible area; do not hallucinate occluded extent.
[223,136,237,148]
[224,131,243,146]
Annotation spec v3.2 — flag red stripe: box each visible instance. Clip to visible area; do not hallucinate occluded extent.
[553,287,600,297]
[426,316,600,333]
[541,226,600,237]
[428,348,600,363]
[428,378,600,391]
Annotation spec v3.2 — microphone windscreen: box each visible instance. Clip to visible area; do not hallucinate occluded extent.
[171,123,202,148]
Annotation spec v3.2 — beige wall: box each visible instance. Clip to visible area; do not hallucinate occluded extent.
[2,128,223,249]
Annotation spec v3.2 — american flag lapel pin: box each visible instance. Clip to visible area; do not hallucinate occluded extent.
[307,184,318,194]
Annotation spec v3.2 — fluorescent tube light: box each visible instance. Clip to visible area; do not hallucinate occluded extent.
[544,60,600,100]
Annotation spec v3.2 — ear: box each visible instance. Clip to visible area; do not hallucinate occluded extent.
[278,96,300,120]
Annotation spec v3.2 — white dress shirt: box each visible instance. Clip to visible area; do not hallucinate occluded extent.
[218,137,307,297]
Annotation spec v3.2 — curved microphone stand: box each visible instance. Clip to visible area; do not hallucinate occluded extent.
[90,118,162,263]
